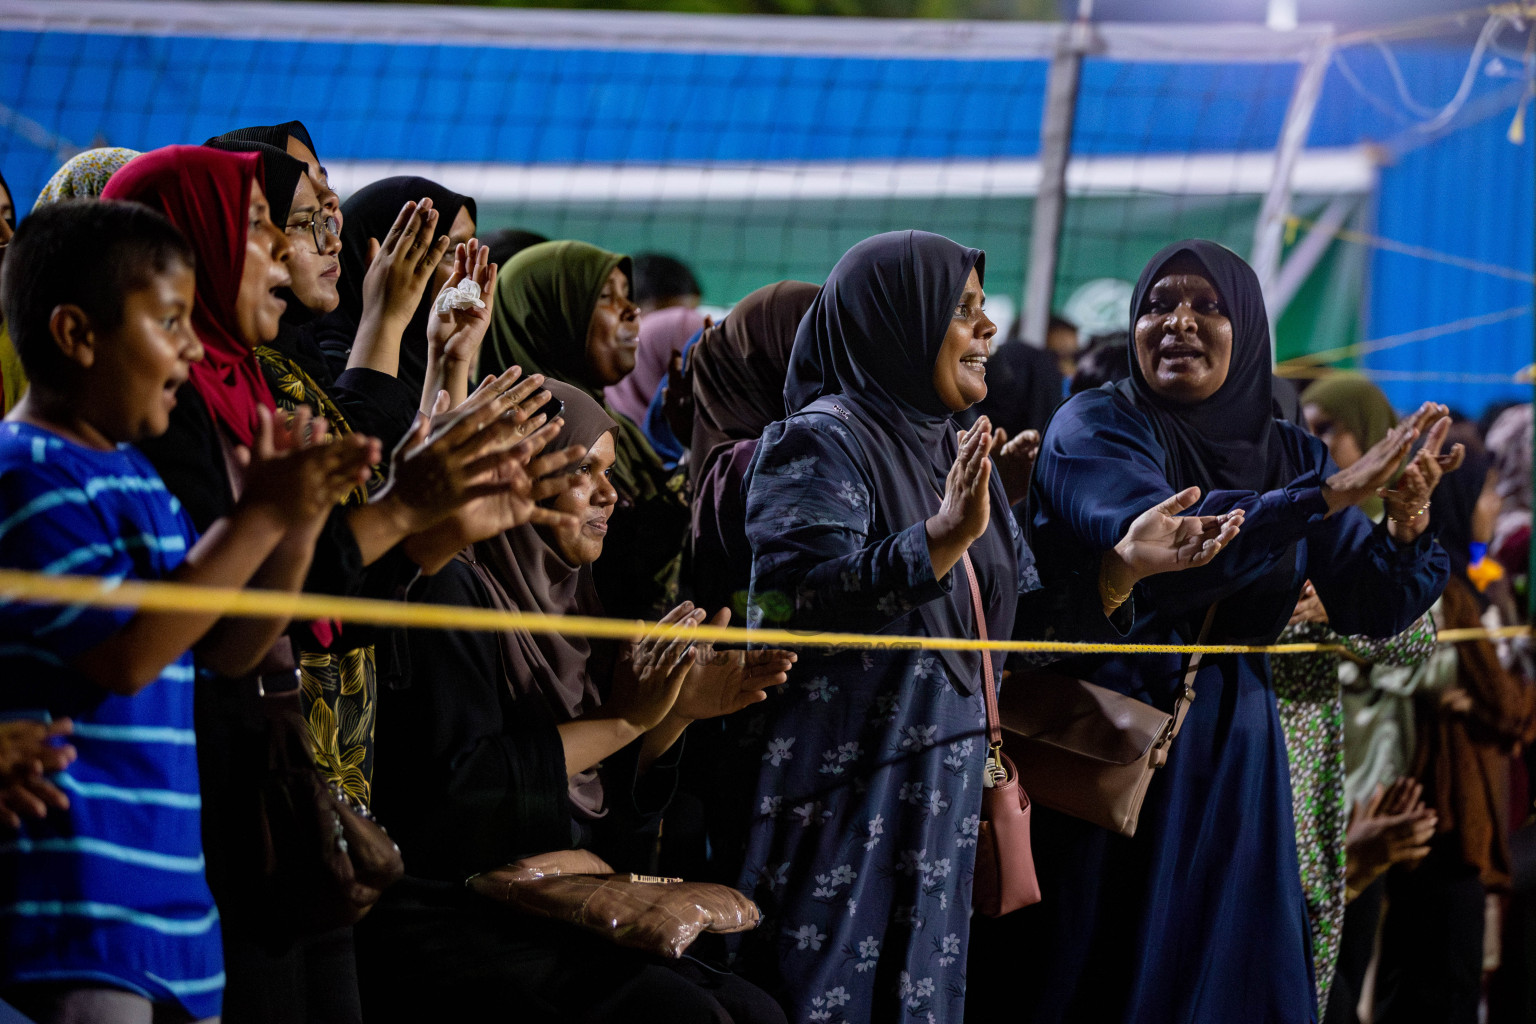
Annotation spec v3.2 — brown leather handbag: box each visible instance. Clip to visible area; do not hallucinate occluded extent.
[964,553,1042,917]
[999,605,1216,838]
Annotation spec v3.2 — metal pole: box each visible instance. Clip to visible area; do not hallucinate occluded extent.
[1252,36,1333,356]
[1021,19,1090,347]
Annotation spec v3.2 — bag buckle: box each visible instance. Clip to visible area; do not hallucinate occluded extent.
[983,741,1007,788]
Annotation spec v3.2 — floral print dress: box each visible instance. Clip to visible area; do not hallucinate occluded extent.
[735,412,1034,1024]
[1272,614,1437,1011]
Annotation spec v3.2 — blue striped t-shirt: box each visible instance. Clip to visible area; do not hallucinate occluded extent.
[0,422,223,1018]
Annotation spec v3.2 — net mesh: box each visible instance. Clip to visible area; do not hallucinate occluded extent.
[1,3,1530,411]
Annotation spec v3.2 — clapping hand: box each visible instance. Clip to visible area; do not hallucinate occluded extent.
[363,198,448,331]
[239,406,379,531]
[1288,580,1328,627]
[1380,411,1465,543]
[990,426,1040,507]
[1114,487,1244,577]
[926,418,996,578]
[0,718,75,828]
[669,609,796,721]
[607,603,706,732]
[1346,777,1437,894]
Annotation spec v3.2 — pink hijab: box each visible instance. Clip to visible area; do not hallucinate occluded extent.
[603,305,705,424]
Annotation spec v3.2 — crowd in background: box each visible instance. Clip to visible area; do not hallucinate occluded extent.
[0,125,1530,1024]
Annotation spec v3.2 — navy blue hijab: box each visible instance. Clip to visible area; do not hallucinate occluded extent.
[1121,239,1292,496]
[783,230,1021,694]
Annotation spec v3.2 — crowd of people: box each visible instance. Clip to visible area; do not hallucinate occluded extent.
[0,125,1531,1024]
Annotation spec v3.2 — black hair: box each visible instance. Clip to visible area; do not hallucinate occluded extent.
[0,199,194,390]
[483,228,549,270]
[630,252,701,306]
[1070,330,1131,394]
[1048,313,1077,334]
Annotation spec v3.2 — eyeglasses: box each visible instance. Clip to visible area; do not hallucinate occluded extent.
[287,210,340,253]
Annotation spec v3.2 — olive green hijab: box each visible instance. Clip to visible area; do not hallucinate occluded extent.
[482,240,669,504]
[1301,372,1396,520]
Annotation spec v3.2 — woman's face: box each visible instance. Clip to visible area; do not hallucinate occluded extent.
[431,205,476,297]
[584,267,641,386]
[0,180,13,231]
[282,173,341,314]
[547,431,619,565]
[1302,403,1364,470]
[235,179,294,346]
[932,267,996,413]
[284,136,341,233]
[1133,272,1233,405]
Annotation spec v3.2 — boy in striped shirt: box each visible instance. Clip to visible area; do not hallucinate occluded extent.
[0,200,373,1023]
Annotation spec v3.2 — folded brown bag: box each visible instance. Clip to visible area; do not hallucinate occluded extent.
[468,850,761,959]
[1000,606,1216,837]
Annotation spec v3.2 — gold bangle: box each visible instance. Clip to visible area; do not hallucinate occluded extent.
[1387,504,1429,525]
[1099,572,1131,608]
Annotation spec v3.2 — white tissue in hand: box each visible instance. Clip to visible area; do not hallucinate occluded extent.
[435,278,486,314]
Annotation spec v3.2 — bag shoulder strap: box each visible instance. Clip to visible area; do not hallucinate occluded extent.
[1169,604,1219,740]
[959,553,999,745]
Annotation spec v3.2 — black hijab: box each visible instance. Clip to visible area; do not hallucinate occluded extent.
[203,139,305,226]
[1121,239,1293,496]
[782,230,1019,695]
[1119,239,1298,641]
[317,175,476,397]
[208,120,318,162]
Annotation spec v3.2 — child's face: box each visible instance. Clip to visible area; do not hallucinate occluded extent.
[235,179,293,346]
[94,261,203,442]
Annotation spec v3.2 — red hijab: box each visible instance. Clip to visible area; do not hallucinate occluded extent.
[104,145,277,446]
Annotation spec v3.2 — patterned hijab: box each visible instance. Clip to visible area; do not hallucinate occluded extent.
[34,148,141,206]
[104,146,278,447]
[468,381,618,819]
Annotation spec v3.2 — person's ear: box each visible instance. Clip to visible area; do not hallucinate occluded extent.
[47,304,98,370]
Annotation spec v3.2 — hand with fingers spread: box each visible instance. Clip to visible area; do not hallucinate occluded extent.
[423,238,498,411]
[364,197,448,331]
[668,609,796,721]
[1346,777,1437,896]
[0,718,76,829]
[1380,409,1466,544]
[606,604,706,732]
[238,406,380,531]
[1100,487,1244,612]
[376,367,551,533]
[925,417,996,579]
[1323,402,1446,517]
[990,426,1040,507]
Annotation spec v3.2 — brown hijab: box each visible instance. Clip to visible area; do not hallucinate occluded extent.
[466,380,619,819]
[687,280,819,492]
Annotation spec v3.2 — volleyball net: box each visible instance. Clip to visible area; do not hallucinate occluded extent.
[0,1,1531,415]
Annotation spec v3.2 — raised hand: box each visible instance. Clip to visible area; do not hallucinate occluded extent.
[377,367,550,530]
[443,416,589,545]
[607,603,705,732]
[0,718,76,828]
[925,417,996,579]
[1324,401,1446,515]
[670,609,796,721]
[239,406,379,530]
[990,426,1040,507]
[1115,487,1244,577]
[425,239,497,403]
[1380,411,1466,543]
[363,198,448,330]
